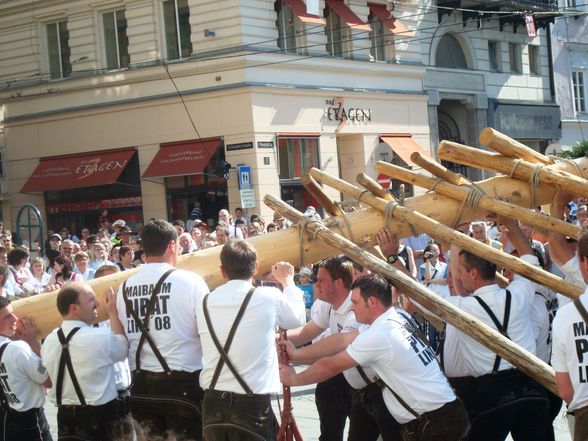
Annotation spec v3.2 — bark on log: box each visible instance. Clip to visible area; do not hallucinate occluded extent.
[409,152,469,186]
[356,173,395,201]
[300,174,342,217]
[264,194,557,395]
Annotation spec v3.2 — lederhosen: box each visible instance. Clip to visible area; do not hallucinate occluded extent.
[201,287,277,441]
[0,342,52,441]
[55,327,128,441]
[123,269,203,440]
[446,291,547,439]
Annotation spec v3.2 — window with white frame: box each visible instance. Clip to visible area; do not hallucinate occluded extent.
[325,5,347,57]
[509,43,522,74]
[488,41,501,72]
[103,10,129,70]
[573,70,586,113]
[529,45,540,76]
[566,0,577,8]
[275,1,298,54]
[46,21,71,79]
[163,0,192,60]
[369,12,389,61]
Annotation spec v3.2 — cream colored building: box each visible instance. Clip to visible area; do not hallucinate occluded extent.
[0,0,558,236]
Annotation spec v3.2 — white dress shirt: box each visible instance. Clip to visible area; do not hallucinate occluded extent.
[198,279,305,394]
[41,320,128,406]
[442,254,538,377]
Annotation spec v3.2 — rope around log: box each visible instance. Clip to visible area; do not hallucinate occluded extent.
[297,218,324,268]
[450,186,485,229]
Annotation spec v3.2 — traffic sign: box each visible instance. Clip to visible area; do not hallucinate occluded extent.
[376,173,391,190]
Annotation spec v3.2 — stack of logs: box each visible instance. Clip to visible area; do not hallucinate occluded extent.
[12,128,588,395]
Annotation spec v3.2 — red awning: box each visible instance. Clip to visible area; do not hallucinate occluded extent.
[20,148,136,193]
[142,138,220,178]
[380,135,431,166]
[369,4,413,36]
[283,0,326,24]
[325,0,372,31]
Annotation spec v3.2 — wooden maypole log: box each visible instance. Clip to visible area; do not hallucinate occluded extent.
[308,167,583,300]
[374,161,581,239]
[263,194,557,395]
[438,141,588,199]
[479,128,556,165]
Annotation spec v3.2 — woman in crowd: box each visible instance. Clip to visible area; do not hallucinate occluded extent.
[49,256,73,287]
[89,242,111,270]
[116,245,135,271]
[6,246,34,297]
[29,256,50,293]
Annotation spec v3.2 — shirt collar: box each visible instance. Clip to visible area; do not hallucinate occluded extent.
[0,335,10,345]
[373,307,396,326]
[472,283,499,297]
[334,292,352,316]
[61,320,90,330]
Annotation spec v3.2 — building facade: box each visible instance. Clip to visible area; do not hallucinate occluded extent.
[552,0,588,149]
[0,0,559,239]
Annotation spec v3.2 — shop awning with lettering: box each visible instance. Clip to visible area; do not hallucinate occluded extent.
[325,0,372,31]
[283,0,326,24]
[368,4,413,36]
[380,134,431,166]
[142,138,221,178]
[20,148,136,193]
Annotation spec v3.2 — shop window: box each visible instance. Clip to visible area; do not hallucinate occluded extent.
[278,138,320,180]
[566,0,577,7]
[488,41,501,72]
[47,21,71,79]
[275,1,298,54]
[103,10,129,70]
[435,34,468,69]
[163,0,192,60]
[389,153,413,198]
[509,43,522,74]
[573,70,586,113]
[529,45,540,76]
[369,11,390,62]
[325,5,346,57]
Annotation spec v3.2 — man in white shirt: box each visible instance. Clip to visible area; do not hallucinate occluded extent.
[552,229,588,440]
[0,290,52,441]
[41,282,129,441]
[116,219,209,440]
[441,217,549,440]
[286,256,358,441]
[280,274,469,440]
[197,240,305,441]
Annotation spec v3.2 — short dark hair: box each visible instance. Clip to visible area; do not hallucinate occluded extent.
[0,296,11,310]
[220,240,257,280]
[458,249,496,280]
[57,284,82,316]
[7,247,29,266]
[351,274,392,307]
[119,246,132,258]
[142,220,177,257]
[319,255,354,290]
[172,220,185,228]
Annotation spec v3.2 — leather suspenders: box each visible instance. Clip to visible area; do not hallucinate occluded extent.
[473,289,512,373]
[56,327,85,406]
[202,287,255,395]
[122,269,176,373]
[0,342,11,409]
